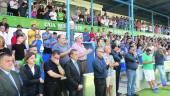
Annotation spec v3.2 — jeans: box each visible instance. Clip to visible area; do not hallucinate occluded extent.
[156,65,167,84]
[127,69,136,96]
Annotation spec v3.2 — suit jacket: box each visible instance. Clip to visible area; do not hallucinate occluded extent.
[65,59,83,91]
[19,64,43,96]
[0,69,22,96]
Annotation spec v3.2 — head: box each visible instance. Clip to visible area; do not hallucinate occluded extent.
[104,46,111,54]
[16,34,25,43]
[75,35,83,43]
[129,46,135,54]
[146,48,152,55]
[0,36,5,48]
[70,49,78,61]
[96,47,104,58]
[97,38,105,47]
[24,52,36,65]
[0,25,5,32]
[31,24,37,31]
[29,45,37,54]
[51,50,60,60]
[35,34,41,40]
[111,44,119,52]
[17,25,22,30]
[57,34,66,45]
[53,32,58,39]
[0,51,12,72]
[2,18,7,24]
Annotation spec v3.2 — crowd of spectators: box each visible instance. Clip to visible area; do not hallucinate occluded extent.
[0,0,170,35]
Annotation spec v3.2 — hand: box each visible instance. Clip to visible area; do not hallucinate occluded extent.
[114,62,119,67]
[106,59,110,65]
[39,78,44,83]
[87,49,93,54]
[39,94,43,96]
[77,84,83,91]
[58,65,65,76]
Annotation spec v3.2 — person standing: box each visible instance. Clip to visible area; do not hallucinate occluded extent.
[125,46,138,96]
[28,24,39,46]
[19,52,43,96]
[104,46,118,96]
[111,44,122,96]
[142,49,158,93]
[154,48,167,86]
[44,50,65,96]
[72,35,92,74]
[93,47,109,96]
[65,49,83,96]
[0,52,23,96]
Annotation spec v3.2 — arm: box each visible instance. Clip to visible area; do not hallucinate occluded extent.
[93,60,108,74]
[125,54,136,62]
[47,70,63,78]
[59,49,71,58]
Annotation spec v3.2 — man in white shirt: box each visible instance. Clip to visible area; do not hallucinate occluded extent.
[49,8,57,21]
[9,0,19,16]
[0,25,8,46]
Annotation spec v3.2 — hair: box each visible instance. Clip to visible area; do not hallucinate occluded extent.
[51,50,60,56]
[0,52,12,60]
[146,48,151,52]
[2,17,7,20]
[69,49,77,56]
[24,52,36,62]
[16,34,24,38]
[0,36,5,47]
[29,45,36,49]
[57,34,63,40]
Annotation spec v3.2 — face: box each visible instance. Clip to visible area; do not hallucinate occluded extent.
[0,26,5,32]
[147,51,152,55]
[71,51,78,60]
[97,49,104,58]
[76,37,83,43]
[30,47,37,54]
[27,55,36,65]
[59,35,66,45]
[52,53,60,60]
[2,19,7,23]
[17,36,25,43]
[98,39,105,47]
[105,46,111,54]
[0,56,13,71]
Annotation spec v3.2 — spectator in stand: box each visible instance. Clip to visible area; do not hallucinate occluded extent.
[28,24,39,45]
[79,12,84,24]
[18,2,27,17]
[142,49,158,93]
[44,50,65,96]
[57,8,65,22]
[0,17,9,31]
[154,48,167,86]
[9,0,19,16]
[0,0,8,14]
[37,5,44,19]
[70,17,76,45]
[19,52,44,96]
[0,25,8,46]
[104,46,118,96]
[89,27,96,41]
[43,7,50,20]
[46,2,53,11]
[125,46,138,96]
[65,49,83,96]
[0,36,11,54]
[72,35,92,74]
[50,32,58,49]
[49,7,57,21]
[32,7,37,18]
[32,34,43,54]
[11,26,24,45]
[12,34,26,66]
[93,47,108,96]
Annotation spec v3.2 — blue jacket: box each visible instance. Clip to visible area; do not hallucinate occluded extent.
[125,52,138,70]
[93,56,108,79]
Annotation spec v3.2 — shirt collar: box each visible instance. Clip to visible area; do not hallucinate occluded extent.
[0,67,10,75]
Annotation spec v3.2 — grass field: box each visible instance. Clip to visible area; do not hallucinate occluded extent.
[138,86,170,96]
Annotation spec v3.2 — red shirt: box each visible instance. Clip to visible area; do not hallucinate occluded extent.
[89,32,96,41]
[11,35,17,45]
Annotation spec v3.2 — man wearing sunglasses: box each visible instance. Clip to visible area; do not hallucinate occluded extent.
[93,47,109,96]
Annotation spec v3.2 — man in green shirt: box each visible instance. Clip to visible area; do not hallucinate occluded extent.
[142,49,158,93]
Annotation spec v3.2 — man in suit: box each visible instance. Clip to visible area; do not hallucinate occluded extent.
[0,52,23,96]
[65,49,83,96]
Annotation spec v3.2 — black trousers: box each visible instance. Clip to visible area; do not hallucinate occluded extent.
[44,82,62,96]
[115,66,121,94]
[69,89,83,96]
[94,78,106,96]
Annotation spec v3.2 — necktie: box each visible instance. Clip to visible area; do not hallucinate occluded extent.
[74,61,80,75]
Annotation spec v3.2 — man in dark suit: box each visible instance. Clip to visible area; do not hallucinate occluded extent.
[65,49,83,96]
[0,52,23,96]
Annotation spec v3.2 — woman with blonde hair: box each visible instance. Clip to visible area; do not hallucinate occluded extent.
[0,36,10,53]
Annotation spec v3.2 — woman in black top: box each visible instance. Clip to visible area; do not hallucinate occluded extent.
[19,52,44,96]
[37,5,44,19]
[0,36,10,53]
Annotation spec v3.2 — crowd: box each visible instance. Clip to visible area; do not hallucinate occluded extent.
[0,15,170,96]
[0,0,170,35]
